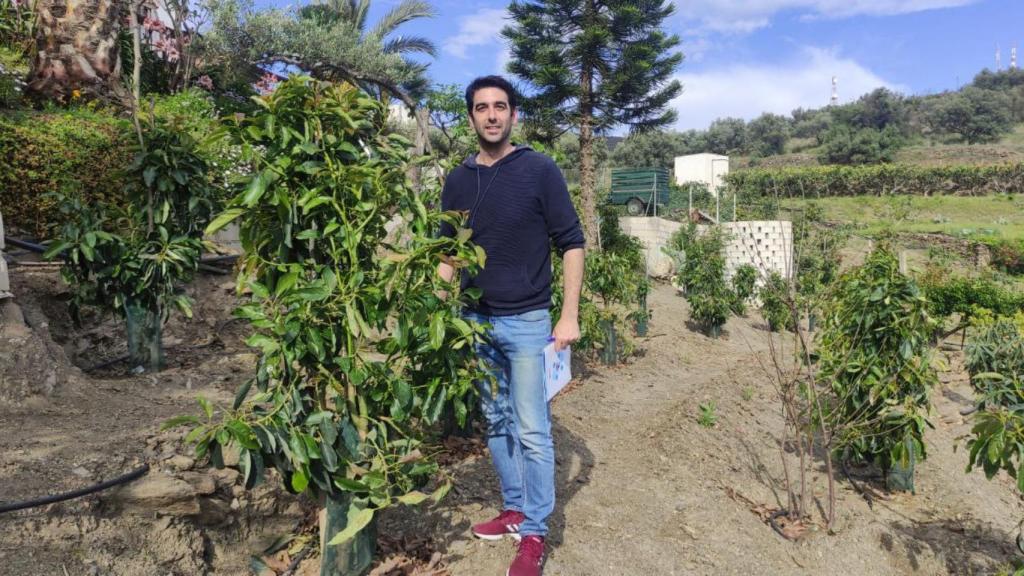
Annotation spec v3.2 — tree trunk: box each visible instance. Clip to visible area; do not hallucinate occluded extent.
[578,73,599,251]
[27,0,128,104]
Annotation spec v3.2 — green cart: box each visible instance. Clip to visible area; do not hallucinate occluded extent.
[607,168,670,216]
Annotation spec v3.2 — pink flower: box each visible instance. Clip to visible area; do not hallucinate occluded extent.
[142,16,166,32]
[254,72,280,95]
[196,75,213,90]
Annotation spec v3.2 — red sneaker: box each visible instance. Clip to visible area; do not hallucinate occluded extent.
[471,509,526,541]
[507,535,545,576]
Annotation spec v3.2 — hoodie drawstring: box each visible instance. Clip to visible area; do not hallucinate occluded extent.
[469,163,502,228]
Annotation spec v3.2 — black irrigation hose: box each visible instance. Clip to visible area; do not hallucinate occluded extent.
[6,237,238,265]
[200,254,239,265]
[4,237,48,254]
[840,459,877,509]
[768,509,796,540]
[85,354,131,372]
[0,464,150,514]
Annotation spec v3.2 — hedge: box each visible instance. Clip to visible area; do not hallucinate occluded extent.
[725,163,1024,199]
[0,109,134,237]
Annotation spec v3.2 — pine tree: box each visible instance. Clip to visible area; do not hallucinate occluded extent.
[503,0,683,249]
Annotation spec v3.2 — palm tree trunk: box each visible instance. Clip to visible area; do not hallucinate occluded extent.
[27,0,128,103]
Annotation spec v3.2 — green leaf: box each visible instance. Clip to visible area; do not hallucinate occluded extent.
[396,491,429,506]
[243,170,271,207]
[198,396,214,419]
[233,379,254,410]
[305,411,333,426]
[161,415,201,430]
[245,333,280,354]
[393,379,412,409]
[1017,460,1024,494]
[334,477,368,492]
[42,241,71,260]
[275,270,299,296]
[346,303,362,338]
[206,208,245,235]
[248,281,270,299]
[291,467,310,492]
[429,314,445,350]
[430,479,453,503]
[326,505,375,545]
[322,442,339,472]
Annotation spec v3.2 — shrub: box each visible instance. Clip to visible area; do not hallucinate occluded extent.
[552,202,649,363]
[986,239,1024,276]
[0,109,133,237]
[918,270,1023,322]
[817,245,938,477]
[730,263,758,316]
[965,318,1024,399]
[46,113,220,370]
[760,272,795,332]
[818,124,903,165]
[681,227,732,336]
[726,163,1024,200]
[146,89,248,193]
[964,316,1024,492]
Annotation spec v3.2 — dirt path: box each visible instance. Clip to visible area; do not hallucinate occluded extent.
[2,273,1023,575]
[384,282,1024,576]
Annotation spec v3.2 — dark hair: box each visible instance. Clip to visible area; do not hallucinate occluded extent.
[465,75,518,113]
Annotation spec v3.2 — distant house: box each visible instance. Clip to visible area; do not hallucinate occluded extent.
[604,136,625,152]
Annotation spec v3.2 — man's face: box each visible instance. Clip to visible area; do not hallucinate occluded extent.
[469,87,517,146]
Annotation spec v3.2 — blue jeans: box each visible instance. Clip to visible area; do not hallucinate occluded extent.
[465,308,555,537]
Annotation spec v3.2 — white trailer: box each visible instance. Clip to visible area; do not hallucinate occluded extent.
[673,153,729,197]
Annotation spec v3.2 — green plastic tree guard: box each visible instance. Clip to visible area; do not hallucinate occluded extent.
[885,435,916,494]
[600,319,618,366]
[125,300,164,372]
[321,495,377,576]
[635,295,649,337]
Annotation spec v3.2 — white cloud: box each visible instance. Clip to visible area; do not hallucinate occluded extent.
[677,0,979,33]
[496,46,512,74]
[442,8,508,59]
[670,46,907,130]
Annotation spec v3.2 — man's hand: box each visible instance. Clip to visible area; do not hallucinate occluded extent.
[551,315,580,352]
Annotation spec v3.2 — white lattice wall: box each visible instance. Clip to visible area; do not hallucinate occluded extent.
[721,220,794,281]
[617,217,793,281]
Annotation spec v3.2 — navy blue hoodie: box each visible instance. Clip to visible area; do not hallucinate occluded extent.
[440,145,585,316]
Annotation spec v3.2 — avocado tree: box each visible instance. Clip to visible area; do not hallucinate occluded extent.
[170,78,489,564]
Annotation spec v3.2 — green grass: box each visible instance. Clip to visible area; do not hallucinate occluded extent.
[0,45,29,76]
[780,195,1024,241]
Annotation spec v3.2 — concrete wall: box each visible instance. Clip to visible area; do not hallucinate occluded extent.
[617,217,793,281]
[207,222,243,254]
[617,217,683,277]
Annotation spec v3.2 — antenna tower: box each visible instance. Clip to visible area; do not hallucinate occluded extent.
[830,76,838,106]
[997,44,1003,70]
[1012,43,1019,69]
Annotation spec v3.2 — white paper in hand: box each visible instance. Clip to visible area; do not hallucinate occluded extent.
[543,340,571,402]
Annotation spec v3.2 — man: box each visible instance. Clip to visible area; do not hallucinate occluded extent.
[437,75,585,576]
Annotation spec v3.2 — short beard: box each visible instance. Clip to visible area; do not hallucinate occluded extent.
[475,123,513,151]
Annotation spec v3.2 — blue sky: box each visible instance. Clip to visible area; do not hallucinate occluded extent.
[291,0,1023,131]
